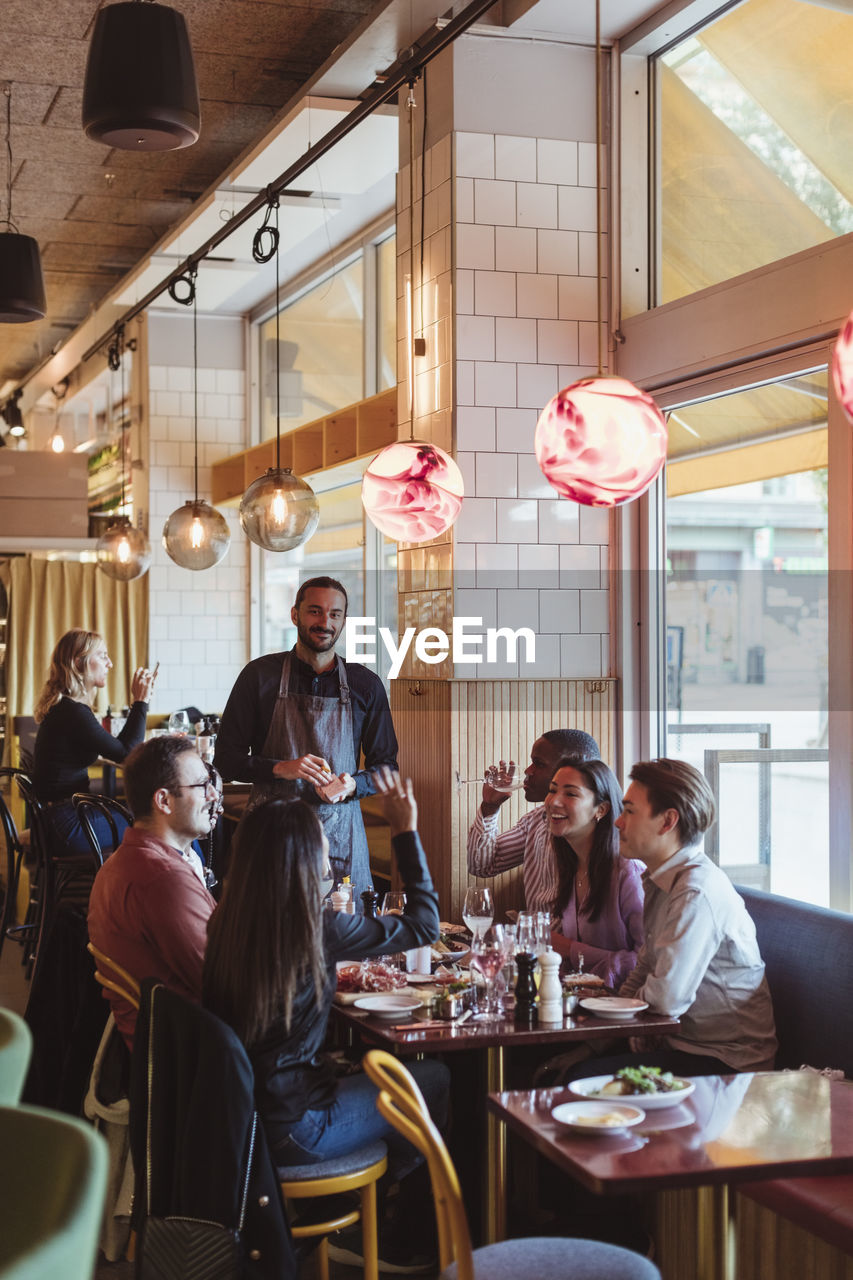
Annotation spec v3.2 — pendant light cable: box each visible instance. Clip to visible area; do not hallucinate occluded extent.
[192,279,199,503]
[595,0,604,378]
[407,79,417,437]
[252,194,282,470]
[2,84,16,232]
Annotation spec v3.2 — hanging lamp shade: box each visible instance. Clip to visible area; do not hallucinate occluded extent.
[240,468,320,552]
[831,310,853,424]
[82,1,200,150]
[163,498,231,570]
[361,441,464,542]
[0,233,47,323]
[97,516,152,581]
[534,376,668,508]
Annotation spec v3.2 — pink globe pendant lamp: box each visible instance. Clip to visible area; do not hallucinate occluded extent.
[534,376,668,507]
[831,310,853,424]
[362,440,464,542]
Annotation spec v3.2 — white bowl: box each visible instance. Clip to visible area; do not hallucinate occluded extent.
[579,996,649,1021]
[353,994,423,1019]
[551,1100,645,1134]
[569,1074,696,1111]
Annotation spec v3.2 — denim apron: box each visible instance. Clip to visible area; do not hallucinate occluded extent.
[248,652,372,895]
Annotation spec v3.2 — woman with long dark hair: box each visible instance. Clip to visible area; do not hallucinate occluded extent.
[203,766,448,1272]
[546,756,644,987]
[33,628,155,857]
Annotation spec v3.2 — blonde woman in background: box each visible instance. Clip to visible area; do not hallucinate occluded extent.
[33,628,155,858]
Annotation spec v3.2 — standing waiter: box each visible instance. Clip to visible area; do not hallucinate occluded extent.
[215,576,397,895]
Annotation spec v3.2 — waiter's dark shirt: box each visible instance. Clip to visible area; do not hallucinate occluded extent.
[214,648,397,798]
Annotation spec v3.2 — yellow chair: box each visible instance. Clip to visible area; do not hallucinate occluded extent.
[87,941,140,1011]
[363,1050,662,1280]
[279,1142,387,1280]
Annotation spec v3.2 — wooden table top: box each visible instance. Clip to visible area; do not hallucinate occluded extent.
[333,1002,679,1054]
[487,1071,853,1194]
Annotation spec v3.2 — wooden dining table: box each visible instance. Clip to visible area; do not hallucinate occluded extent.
[334,1000,679,1242]
[487,1070,853,1280]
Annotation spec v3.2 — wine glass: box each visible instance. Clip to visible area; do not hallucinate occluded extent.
[380,890,406,917]
[462,887,494,942]
[454,767,525,795]
[168,709,191,735]
[470,925,507,1021]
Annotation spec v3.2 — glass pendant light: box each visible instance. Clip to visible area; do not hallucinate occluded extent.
[240,199,319,552]
[1,85,47,323]
[97,329,152,581]
[534,0,667,509]
[162,266,231,570]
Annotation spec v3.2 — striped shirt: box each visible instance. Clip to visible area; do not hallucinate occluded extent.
[466,806,557,915]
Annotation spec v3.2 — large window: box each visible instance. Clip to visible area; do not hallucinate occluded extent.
[664,375,829,904]
[658,0,853,304]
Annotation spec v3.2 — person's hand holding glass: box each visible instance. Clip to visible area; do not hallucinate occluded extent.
[380,890,407,969]
[470,925,508,1021]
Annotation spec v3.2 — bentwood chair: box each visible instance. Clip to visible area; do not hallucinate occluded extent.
[72,793,132,863]
[0,767,38,970]
[87,942,141,1011]
[0,1103,108,1280]
[279,1142,387,1280]
[363,1050,662,1280]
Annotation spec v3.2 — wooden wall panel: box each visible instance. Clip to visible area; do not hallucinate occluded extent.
[392,677,616,922]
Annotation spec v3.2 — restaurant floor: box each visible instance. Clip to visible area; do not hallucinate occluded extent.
[0,940,433,1280]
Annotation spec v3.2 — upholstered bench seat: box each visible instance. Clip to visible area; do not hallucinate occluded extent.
[740,1174,853,1256]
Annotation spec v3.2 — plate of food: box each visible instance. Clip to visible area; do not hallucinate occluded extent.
[334,960,409,1003]
[551,1100,645,1134]
[431,932,470,966]
[353,994,423,1019]
[579,996,649,1021]
[569,1067,695,1110]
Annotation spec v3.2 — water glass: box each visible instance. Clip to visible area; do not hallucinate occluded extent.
[500,924,518,1005]
[470,924,507,1021]
[462,887,494,941]
[516,911,538,955]
[168,709,191,735]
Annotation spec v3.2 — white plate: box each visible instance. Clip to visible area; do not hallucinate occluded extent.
[569,1074,696,1111]
[353,995,423,1019]
[551,1101,645,1134]
[579,997,649,1021]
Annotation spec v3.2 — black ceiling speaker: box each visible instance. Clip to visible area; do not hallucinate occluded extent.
[82,1,200,151]
[0,233,47,323]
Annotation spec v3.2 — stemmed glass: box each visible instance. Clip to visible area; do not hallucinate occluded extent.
[168,709,191,735]
[380,891,407,968]
[462,887,494,942]
[470,925,508,1021]
[455,767,525,795]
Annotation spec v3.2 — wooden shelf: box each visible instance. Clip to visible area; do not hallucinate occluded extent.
[211,387,397,505]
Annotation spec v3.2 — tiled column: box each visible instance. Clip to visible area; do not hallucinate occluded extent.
[396,33,610,682]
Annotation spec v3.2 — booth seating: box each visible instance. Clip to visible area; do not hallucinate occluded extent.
[735,888,853,1273]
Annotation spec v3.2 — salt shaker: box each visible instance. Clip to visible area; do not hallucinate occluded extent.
[538,949,563,1024]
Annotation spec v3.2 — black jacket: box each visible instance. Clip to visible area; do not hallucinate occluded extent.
[130,980,296,1280]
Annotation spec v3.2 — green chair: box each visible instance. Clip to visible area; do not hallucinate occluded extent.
[0,1007,32,1105]
[0,1104,108,1280]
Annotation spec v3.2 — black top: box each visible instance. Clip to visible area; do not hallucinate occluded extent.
[227,830,438,1144]
[214,648,398,798]
[33,697,148,802]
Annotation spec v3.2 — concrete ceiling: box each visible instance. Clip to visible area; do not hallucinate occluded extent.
[1,0,680,396]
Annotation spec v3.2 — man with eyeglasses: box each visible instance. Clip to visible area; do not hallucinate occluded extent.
[88,735,218,1046]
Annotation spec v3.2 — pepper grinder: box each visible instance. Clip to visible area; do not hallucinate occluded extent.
[360,889,379,919]
[514,951,539,1025]
[538,949,563,1024]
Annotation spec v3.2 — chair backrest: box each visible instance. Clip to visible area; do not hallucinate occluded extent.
[363,1049,474,1280]
[72,794,131,863]
[12,715,37,774]
[0,1007,33,1105]
[14,773,49,864]
[0,768,28,926]
[0,1102,108,1280]
[87,942,141,1011]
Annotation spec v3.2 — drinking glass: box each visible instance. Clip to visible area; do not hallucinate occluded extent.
[516,911,537,955]
[455,767,525,795]
[462,887,494,942]
[380,890,406,917]
[500,923,518,1007]
[470,925,507,1021]
[168,709,191,735]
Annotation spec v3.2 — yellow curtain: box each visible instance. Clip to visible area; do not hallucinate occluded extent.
[3,557,148,765]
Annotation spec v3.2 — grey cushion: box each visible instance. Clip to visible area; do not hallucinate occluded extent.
[277,1139,388,1182]
[441,1238,661,1280]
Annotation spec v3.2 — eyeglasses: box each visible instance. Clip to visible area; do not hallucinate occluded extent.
[173,779,217,795]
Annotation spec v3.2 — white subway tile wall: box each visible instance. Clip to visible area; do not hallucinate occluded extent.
[453,129,609,679]
[148,364,248,714]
